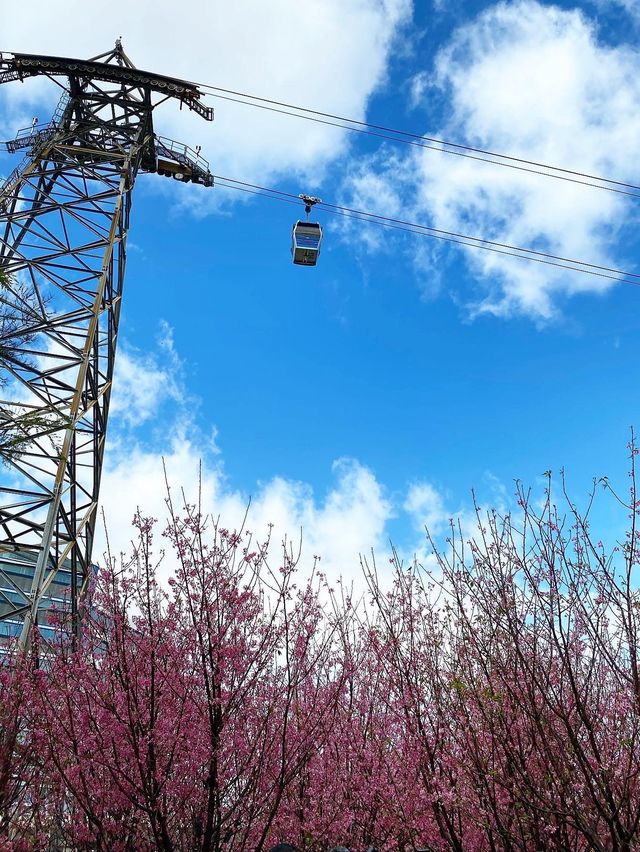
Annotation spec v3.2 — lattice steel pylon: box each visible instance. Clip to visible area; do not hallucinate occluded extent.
[0,42,214,648]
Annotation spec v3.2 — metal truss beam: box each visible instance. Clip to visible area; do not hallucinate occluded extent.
[0,44,213,648]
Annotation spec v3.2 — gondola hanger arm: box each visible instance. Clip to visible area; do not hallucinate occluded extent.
[298,194,322,217]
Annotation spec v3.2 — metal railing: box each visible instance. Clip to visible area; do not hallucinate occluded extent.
[0,93,70,202]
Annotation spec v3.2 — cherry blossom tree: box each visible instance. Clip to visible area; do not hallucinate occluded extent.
[2,446,640,849]
[0,656,47,851]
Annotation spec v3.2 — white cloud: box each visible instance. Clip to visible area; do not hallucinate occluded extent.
[98,434,394,587]
[98,334,394,585]
[401,479,470,568]
[97,333,520,588]
[334,145,408,253]
[0,0,411,195]
[99,330,522,587]
[408,70,430,110]
[341,1,640,320]
[620,0,640,18]
[109,322,185,428]
[404,480,449,535]
[593,0,640,24]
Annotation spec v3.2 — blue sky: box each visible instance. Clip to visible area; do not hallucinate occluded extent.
[2,0,640,579]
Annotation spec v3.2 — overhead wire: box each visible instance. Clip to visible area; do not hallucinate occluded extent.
[197,83,640,200]
[213,175,640,288]
[183,80,640,285]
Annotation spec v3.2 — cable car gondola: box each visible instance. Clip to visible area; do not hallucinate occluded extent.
[292,195,323,266]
